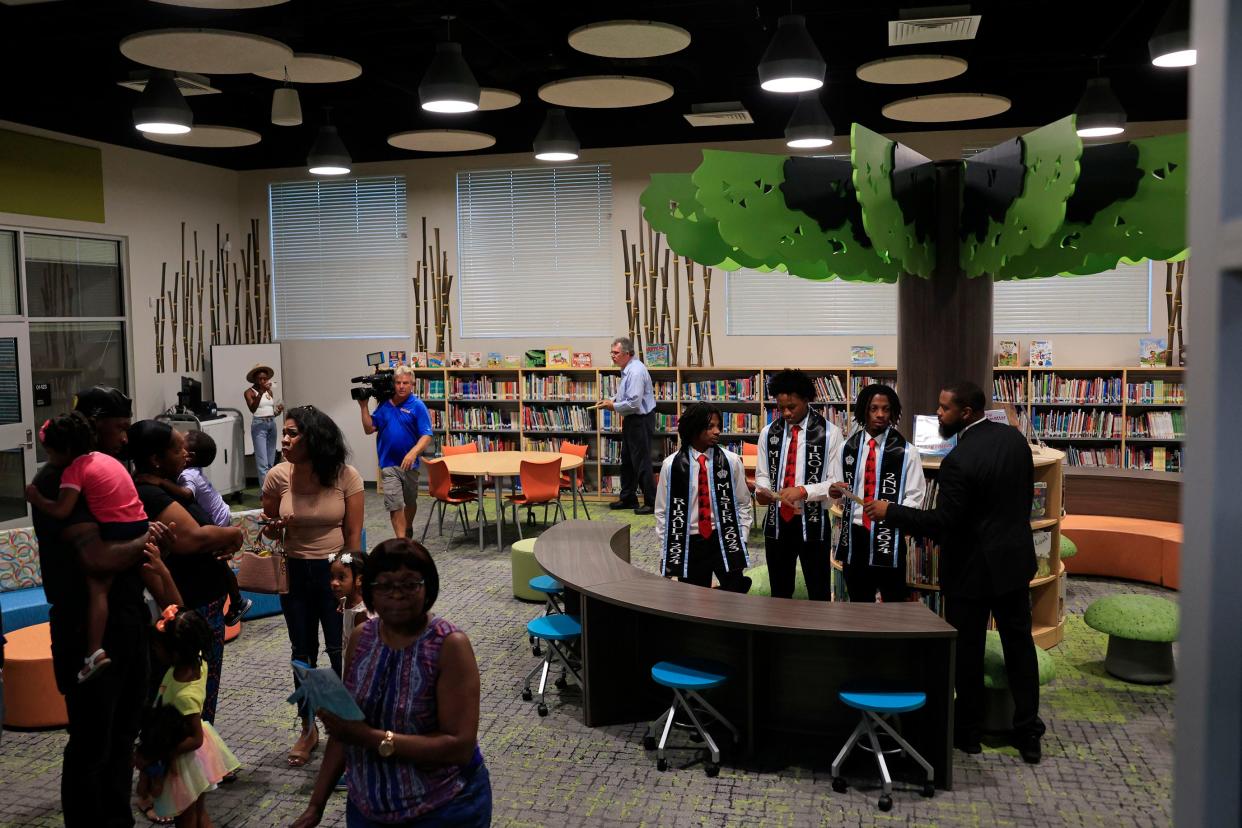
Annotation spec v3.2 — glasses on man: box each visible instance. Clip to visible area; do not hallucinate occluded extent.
[371,579,426,596]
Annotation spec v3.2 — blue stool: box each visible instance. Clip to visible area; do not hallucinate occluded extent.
[522,614,582,716]
[527,575,565,656]
[830,688,935,811]
[645,660,739,777]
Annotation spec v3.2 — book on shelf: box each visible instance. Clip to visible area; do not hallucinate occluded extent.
[522,374,596,401]
[1033,530,1053,578]
[681,374,760,402]
[503,354,521,368]
[996,340,1020,367]
[1138,338,1167,367]
[571,351,593,368]
[1032,408,1122,439]
[453,434,518,452]
[1031,482,1048,519]
[520,405,595,432]
[546,346,571,368]
[811,374,847,403]
[1029,340,1054,367]
[486,352,503,368]
[644,343,672,367]
[1124,445,1183,472]
[1031,374,1122,403]
[413,377,446,401]
[993,374,1027,403]
[427,352,445,368]
[850,345,877,366]
[449,352,467,368]
[411,352,428,368]
[1065,445,1122,468]
[914,415,957,456]
[449,406,516,431]
[524,349,546,368]
[1125,379,1184,405]
[387,350,406,368]
[468,351,483,368]
[1126,410,1184,439]
[449,376,519,399]
[601,475,622,495]
[849,374,897,397]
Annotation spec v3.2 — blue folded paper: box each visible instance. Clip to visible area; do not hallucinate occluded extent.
[287,660,365,720]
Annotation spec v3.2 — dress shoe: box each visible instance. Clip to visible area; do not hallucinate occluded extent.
[953,736,982,755]
[1014,734,1041,764]
[634,505,655,515]
[609,499,639,510]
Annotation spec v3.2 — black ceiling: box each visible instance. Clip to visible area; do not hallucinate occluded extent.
[0,0,1189,171]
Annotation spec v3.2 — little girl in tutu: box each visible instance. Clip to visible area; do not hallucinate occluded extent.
[137,606,240,826]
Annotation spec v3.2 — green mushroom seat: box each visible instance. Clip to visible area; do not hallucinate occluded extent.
[1084,594,1179,684]
[1059,535,1078,560]
[981,630,1056,733]
[744,564,809,600]
[510,538,544,602]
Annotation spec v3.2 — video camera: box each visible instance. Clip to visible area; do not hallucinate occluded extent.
[350,351,396,402]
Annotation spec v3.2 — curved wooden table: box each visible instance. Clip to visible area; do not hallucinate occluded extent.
[535,519,958,788]
[439,450,585,552]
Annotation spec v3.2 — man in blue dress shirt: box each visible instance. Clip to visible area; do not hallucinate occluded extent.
[598,336,656,514]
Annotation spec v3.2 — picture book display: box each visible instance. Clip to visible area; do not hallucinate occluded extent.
[468,351,483,367]
[449,352,467,368]
[850,345,877,366]
[387,350,406,368]
[1139,338,1167,367]
[411,352,428,367]
[524,349,546,368]
[427,352,445,367]
[546,346,571,368]
[486,352,503,368]
[1029,340,1054,367]
[571,351,593,367]
[996,341,1020,367]
[644,342,671,367]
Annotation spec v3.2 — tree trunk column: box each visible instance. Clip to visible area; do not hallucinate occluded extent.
[898,162,993,418]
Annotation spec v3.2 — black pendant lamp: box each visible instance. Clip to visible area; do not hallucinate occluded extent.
[307,111,351,175]
[133,70,193,135]
[758,14,826,93]
[1074,76,1127,138]
[1150,0,1195,67]
[419,42,481,113]
[785,93,834,148]
[533,109,579,161]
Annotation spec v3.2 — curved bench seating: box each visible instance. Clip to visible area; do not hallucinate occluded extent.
[1061,516,1181,589]
[2,622,68,729]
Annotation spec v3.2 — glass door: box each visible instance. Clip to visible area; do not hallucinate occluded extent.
[0,322,36,529]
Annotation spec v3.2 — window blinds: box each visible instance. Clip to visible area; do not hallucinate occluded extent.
[456,164,613,338]
[726,269,899,335]
[269,176,408,340]
[993,260,1152,333]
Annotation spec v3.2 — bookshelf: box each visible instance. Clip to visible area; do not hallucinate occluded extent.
[991,366,1185,474]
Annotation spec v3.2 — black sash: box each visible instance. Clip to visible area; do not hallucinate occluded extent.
[663,446,748,577]
[764,411,830,542]
[836,428,910,568]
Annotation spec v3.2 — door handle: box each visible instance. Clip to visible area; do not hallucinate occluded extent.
[21,428,34,450]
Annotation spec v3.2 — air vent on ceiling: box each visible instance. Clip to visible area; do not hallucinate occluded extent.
[889,9,981,46]
[117,71,220,97]
[684,102,754,127]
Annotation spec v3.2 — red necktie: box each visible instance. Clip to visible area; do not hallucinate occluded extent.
[862,437,878,529]
[697,454,713,538]
[779,425,800,522]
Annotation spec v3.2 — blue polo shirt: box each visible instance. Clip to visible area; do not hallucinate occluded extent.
[372,396,434,469]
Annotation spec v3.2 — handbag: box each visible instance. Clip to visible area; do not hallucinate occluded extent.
[236,544,288,594]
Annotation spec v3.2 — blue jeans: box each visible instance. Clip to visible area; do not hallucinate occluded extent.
[252,416,278,485]
[280,558,342,718]
[346,764,492,827]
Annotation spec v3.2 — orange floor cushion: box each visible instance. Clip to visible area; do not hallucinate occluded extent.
[1061,515,1182,589]
[223,596,241,643]
[2,622,67,729]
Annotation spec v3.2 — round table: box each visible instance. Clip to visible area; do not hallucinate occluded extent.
[438,450,586,551]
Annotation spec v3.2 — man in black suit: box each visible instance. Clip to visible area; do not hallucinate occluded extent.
[865,381,1045,763]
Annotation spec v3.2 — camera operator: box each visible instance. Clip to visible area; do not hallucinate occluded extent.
[357,364,434,539]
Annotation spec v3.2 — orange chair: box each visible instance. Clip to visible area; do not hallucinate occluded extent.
[2,622,68,728]
[741,442,758,493]
[507,458,565,539]
[558,440,591,520]
[422,458,481,544]
[442,442,483,491]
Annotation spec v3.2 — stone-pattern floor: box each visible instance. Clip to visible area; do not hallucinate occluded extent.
[0,490,1174,827]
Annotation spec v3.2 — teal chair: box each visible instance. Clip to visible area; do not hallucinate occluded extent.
[644,659,738,777]
[522,614,582,717]
[830,685,936,811]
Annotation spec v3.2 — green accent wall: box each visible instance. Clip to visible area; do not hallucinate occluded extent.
[0,129,105,223]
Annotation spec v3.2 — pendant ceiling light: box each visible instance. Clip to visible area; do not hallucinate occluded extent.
[758,14,825,93]
[1150,0,1195,67]
[133,70,193,134]
[307,111,351,175]
[419,42,480,113]
[271,69,302,126]
[1074,75,1127,138]
[533,109,579,161]
[784,92,834,148]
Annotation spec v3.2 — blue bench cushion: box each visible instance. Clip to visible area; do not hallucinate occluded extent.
[651,660,729,691]
[527,614,581,641]
[0,586,50,634]
[528,575,563,594]
[240,590,283,619]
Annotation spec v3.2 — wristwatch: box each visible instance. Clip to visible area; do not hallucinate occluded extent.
[377,730,396,758]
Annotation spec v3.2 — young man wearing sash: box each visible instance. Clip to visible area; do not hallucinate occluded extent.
[755,370,844,601]
[654,403,753,592]
[826,384,925,602]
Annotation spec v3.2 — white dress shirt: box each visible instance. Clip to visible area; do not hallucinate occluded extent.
[842,428,926,526]
[655,446,753,539]
[755,412,845,501]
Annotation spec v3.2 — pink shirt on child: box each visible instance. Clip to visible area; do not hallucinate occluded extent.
[60,452,148,524]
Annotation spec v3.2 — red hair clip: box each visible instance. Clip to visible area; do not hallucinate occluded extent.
[155,604,179,632]
[37,419,51,444]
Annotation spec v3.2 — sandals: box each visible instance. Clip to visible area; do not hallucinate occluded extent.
[287,727,319,767]
[78,648,112,683]
[141,804,174,825]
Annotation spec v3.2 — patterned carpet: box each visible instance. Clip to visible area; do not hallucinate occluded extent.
[0,489,1174,827]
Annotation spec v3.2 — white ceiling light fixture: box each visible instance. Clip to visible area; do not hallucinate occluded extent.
[307,110,351,175]
[271,69,302,126]
[133,69,193,134]
[785,92,834,148]
[1149,0,1195,67]
[1074,75,1127,137]
[419,17,480,113]
[758,14,825,93]
[533,109,579,161]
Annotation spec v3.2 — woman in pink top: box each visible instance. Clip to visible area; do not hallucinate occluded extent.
[25,412,178,681]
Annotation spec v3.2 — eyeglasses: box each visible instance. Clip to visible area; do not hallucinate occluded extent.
[371,579,426,596]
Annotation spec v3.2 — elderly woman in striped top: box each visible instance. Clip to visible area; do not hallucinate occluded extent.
[291,539,490,828]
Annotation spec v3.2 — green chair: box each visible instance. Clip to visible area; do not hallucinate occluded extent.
[1084,594,1179,684]
[1059,535,1078,560]
[510,538,543,602]
[981,630,1056,733]
[745,564,809,600]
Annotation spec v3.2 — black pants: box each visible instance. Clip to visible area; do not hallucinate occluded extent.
[618,411,655,506]
[947,586,1046,742]
[766,517,832,600]
[53,614,150,828]
[843,523,909,603]
[281,558,344,716]
[678,534,749,592]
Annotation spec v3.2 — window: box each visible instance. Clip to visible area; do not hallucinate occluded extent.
[993,260,1152,333]
[269,176,409,340]
[456,164,613,337]
[726,269,898,335]
[0,230,17,315]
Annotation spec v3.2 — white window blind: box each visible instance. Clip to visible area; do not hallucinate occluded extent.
[993,260,1152,333]
[269,176,408,340]
[456,164,613,337]
[726,269,898,335]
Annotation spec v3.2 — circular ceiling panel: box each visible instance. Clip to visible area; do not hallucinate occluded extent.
[149,0,288,7]
[856,55,968,85]
[881,92,1011,122]
[387,130,496,152]
[478,87,521,111]
[255,53,362,83]
[538,75,673,109]
[120,28,293,75]
[568,20,691,58]
[144,125,262,147]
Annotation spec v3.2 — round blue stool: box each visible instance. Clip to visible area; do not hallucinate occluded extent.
[831,688,935,811]
[526,575,565,656]
[645,659,738,777]
[523,614,582,717]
